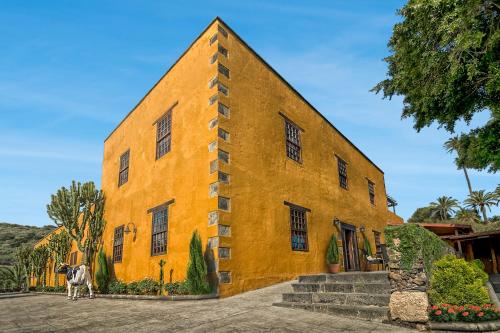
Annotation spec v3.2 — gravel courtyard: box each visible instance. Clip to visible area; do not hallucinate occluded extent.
[0,281,417,333]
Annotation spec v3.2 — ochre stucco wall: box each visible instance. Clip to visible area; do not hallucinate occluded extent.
[33,18,403,296]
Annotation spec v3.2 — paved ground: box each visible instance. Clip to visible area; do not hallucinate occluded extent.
[0,281,418,332]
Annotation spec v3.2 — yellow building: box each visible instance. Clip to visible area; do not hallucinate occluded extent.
[35,17,402,296]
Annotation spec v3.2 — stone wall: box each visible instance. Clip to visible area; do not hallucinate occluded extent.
[387,247,429,324]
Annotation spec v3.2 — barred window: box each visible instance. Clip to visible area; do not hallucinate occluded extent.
[373,231,382,254]
[209,76,218,88]
[218,171,229,183]
[290,207,308,251]
[218,128,230,141]
[218,63,230,78]
[285,120,301,162]
[118,150,130,186]
[113,226,124,263]
[151,207,168,255]
[209,33,218,45]
[218,149,229,163]
[218,45,228,58]
[156,111,172,159]
[69,251,77,266]
[218,25,228,38]
[210,53,218,64]
[218,196,230,211]
[209,94,218,105]
[368,180,375,204]
[218,83,229,96]
[337,158,348,189]
[218,103,230,118]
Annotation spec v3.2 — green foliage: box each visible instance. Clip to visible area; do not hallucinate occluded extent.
[326,234,339,264]
[373,0,499,172]
[186,230,210,294]
[429,196,459,220]
[95,248,109,294]
[164,281,189,295]
[16,245,33,292]
[108,280,127,294]
[30,245,50,286]
[385,224,448,273]
[363,237,372,257]
[137,278,160,295]
[0,263,25,290]
[159,259,166,293]
[0,222,55,266]
[429,255,490,306]
[407,206,437,223]
[46,181,106,267]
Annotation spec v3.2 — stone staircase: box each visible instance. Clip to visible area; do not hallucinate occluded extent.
[490,274,500,299]
[273,271,391,322]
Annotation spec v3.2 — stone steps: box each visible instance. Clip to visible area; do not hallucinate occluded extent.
[274,272,391,322]
[274,301,389,322]
[292,282,391,294]
[282,292,390,306]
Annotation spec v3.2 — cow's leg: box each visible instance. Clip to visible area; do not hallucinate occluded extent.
[87,279,94,299]
[73,284,78,301]
[67,282,72,300]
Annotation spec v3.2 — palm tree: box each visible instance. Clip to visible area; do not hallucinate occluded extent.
[444,137,473,196]
[454,207,481,224]
[464,190,499,223]
[429,196,459,220]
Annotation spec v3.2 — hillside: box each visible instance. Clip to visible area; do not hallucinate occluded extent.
[0,222,56,265]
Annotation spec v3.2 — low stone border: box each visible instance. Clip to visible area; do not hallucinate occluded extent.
[32,291,218,301]
[430,320,500,332]
[0,292,34,299]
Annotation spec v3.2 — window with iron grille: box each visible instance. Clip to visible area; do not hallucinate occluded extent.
[218,83,229,96]
[156,111,172,159]
[285,120,301,162]
[118,150,130,186]
[218,64,230,78]
[218,196,230,211]
[373,231,381,254]
[337,158,348,189]
[218,103,230,118]
[209,94,218,105]
[368,180,375,205]
[218,149,229,163]
[69,252,77,265]
[218,128,230,141]
[218,45,228,57]
[289,207,308,251]
[113,226,124,263]
[218,171,229,183]
[218,25,228,38]
[151,207,168,255]
[209,33,218,45]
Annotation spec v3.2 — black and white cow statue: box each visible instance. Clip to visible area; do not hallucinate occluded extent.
[58,263,94,301]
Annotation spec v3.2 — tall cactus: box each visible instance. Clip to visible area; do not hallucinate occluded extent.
[47,230,71,286]
[30,245,50,287]
[47,181,105,276]
[15,246,32,291]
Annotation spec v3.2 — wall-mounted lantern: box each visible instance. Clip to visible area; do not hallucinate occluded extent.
[124,222,137,241]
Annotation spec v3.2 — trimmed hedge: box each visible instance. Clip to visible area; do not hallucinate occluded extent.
[429,255,490,306]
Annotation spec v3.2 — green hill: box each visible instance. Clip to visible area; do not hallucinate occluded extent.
[0,222,56,265]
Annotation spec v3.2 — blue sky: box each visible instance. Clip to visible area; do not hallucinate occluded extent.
[0,1,498,227]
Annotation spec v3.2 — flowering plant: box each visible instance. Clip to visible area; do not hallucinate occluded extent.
[429,304,500,322]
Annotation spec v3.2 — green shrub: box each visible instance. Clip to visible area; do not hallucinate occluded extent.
[127,281,140,295]
[429,255,490,306]
[53,286,65,293]
[95,248,110,294]
[363,237,372,256]
[108,280,127,294]
[165,281,189,295]
[186,230,210,294]
[137,278,160,295]
[385,224,449,272]
[326,234,339,264]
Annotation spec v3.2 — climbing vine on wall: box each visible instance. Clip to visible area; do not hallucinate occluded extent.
[385,224,449,273]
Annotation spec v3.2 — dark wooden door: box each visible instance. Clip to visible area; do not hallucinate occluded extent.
[341,223,360,271]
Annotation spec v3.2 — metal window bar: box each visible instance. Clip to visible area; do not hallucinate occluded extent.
[151,208,168,255]
[156,111,172,159]
[290,208,308,251]
[285,121,301,162]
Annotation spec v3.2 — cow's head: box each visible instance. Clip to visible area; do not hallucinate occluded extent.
[57,263,70,273]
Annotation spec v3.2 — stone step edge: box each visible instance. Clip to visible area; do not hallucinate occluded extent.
[283,292,391,297]
[273,301,389,311]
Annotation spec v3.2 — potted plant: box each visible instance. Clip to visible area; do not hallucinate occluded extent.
[326,234,340,273]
